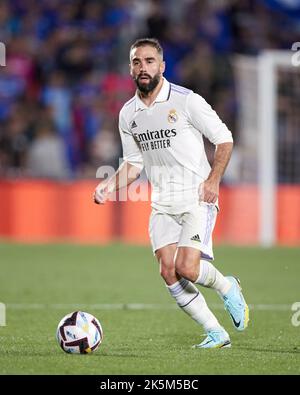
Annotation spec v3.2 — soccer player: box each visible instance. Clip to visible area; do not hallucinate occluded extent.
[94,38,249,348]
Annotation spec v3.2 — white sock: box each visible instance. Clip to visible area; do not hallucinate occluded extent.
[195,260,231,296]
[166,278,222,332]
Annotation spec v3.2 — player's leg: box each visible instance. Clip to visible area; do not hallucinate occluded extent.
[156,244,228,343]
[172,246,230,348]
[175,247,231,296]
[155,243,178,285]
[149,209,229,347]
[175,203,232,294]
[175,203,249,332]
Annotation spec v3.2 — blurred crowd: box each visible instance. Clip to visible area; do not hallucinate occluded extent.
[0,0,299,179]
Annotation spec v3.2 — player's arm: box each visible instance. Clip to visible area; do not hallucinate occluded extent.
[94,161,141,204]
[94,109,144,205]
[200,142,233,204]
[186,92,234,204]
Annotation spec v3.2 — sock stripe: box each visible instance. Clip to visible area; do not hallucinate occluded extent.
[167,283,183,294]
[167,278,192,298]
[179,278,189,289]
[179,291,200,308]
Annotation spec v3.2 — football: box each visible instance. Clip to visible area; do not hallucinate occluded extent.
[56,311,103,354]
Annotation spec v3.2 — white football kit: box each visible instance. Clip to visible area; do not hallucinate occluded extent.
[119,78,233,258]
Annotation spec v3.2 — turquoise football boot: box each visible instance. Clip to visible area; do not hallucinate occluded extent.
[192,327,231,349]
[223,276,249,331]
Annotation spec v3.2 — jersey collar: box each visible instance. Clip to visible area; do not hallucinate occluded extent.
[135,78,171,111]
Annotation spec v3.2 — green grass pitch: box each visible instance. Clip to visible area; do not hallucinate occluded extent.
[0,242,299,375]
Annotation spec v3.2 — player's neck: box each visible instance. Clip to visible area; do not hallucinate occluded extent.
[138,77,164,107]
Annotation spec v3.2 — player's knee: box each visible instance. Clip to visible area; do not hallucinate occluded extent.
[159,260,176,284]
[175,259,197,282]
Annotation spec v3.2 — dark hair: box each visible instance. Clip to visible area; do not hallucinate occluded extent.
[130,38,163,59]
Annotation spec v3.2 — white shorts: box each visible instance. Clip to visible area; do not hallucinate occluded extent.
[149,203,217,260]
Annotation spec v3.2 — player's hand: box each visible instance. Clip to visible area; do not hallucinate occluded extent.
[198,178,220,204]
[93,183,110,205]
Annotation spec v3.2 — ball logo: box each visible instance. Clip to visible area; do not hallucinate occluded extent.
[168,109,178,123]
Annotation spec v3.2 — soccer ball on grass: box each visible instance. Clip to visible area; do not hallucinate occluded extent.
[56,311,103,354]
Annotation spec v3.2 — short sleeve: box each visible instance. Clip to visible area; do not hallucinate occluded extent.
[186,92,233,145]
[119,111,144,170]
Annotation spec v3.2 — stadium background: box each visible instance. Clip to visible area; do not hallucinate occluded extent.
[0,0,299,246]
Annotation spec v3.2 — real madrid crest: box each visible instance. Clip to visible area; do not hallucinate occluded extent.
[168,109,178,123]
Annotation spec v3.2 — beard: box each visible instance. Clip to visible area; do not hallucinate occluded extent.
[134,72,161,94]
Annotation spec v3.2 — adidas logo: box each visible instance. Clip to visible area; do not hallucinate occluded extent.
[191,234,201,242]
[131,120,138,129]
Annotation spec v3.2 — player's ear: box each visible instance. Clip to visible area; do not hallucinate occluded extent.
[160,61,166,75]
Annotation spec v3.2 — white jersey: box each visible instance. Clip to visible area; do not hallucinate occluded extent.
[119,78,233,214]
